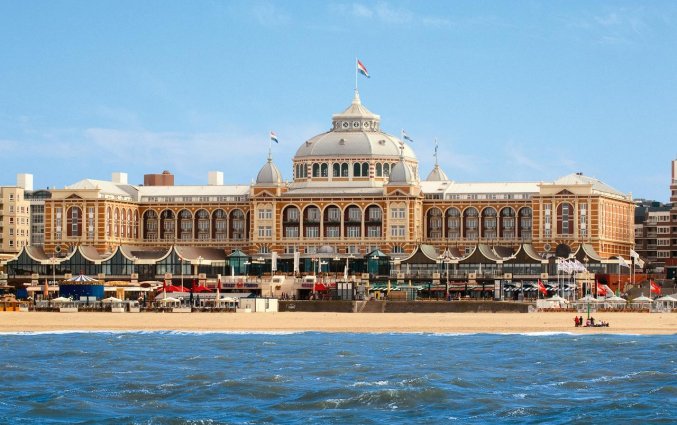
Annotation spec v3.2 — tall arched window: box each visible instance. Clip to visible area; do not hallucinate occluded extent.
[353,163,361,177]
[446,208,461,240]
[557,203,574,235]
[320,163,328,177]
[341,163,349,177]
[518,207,532,240]
[383,163,390,177]
[481,208,497,239]
[499,207,515,239]
[427,208,443,239]
[67,206,82,237]
[312,163,320,177]
[376,163,382,177]
[362,162,369,177]
[333,163,340,177]
[463,207,479,240]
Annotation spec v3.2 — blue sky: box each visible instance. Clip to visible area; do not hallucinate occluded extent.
[1,1,676,201]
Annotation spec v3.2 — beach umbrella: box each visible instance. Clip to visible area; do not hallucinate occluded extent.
[51,297,71,303]
[157,297,180,304]
[632,295,653,303]
[101,297,123,303]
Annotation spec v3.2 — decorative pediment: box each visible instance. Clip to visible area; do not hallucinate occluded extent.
[66,193,83,199]
[556,189,574,195]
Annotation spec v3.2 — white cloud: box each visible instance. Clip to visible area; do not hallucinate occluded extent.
[332,1,450,28]
[251,2,291,27]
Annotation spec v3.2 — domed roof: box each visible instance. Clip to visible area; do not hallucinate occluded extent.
[389,160,416,184]
[426,164,449,181]
[256,156,282,185]
[294,90,416,160]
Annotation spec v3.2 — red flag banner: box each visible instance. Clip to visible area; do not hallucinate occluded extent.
[538,279,547,296]
[650,280,661,295]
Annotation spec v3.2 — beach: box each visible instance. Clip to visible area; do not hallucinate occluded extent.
[0,311,675,334]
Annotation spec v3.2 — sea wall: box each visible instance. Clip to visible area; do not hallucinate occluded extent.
[278,300,530,313]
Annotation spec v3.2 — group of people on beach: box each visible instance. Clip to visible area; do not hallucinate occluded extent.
[574,316,609,327]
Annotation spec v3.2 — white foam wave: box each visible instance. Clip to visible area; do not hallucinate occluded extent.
[0,329,305,336]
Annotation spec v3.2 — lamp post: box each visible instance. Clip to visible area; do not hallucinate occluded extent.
[197,255,203,285]
[49,255,57,300]
[438,249,453,301]
[180,256,184,291]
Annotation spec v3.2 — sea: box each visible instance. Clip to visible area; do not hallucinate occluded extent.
[0,332,675,424]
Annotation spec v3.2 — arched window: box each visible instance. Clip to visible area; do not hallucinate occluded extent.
[557,203,574,235]
[312,163,320,177]
[320,163,328,177]
[361,162,369,177]
[427,208,443,239]
[518,207,532,240]
[67,206,82,237]
[333,163,340,177]
[383,163,390,177]
[463,207,479,240]
[353,163,361,177]
[375,163,382,177]
[212,209,227,241]
[446,208,461,240]
[344,205,361,238]
[282,206,300,239]
[481,208,497,240]
[143,210,157,240]
[341,163,349,177]
[323,205,341,238]
[500,207,516,239]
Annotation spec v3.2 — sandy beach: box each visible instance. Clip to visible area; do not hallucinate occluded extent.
[0,311,675,334]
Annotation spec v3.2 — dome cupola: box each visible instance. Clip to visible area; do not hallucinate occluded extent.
[255,153,282,185]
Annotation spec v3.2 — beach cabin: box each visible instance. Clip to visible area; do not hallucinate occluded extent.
[237,297,278,313]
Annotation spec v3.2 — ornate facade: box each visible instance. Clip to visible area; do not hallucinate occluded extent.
[40,91,635,261]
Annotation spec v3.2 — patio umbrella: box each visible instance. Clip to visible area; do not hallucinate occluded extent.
[65,274,100,283]
[51,297,71,303]
[101,297,123,303]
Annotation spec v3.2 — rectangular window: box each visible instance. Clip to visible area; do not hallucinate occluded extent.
[258,226,272,238]
[326,226,340,238]
[285,227,299,238]
[391,208,405,219]
[305,227,319,238]
[367,226,381,237]
[258,209,272,220]
[346,226,360,237]
[390,225,405,237]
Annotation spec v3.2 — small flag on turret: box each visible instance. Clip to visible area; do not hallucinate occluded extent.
[270,131,279,144]
[401,129,414,143]
[357,60,369,78]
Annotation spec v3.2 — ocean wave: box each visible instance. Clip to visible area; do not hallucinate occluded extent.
[0,329,306,336]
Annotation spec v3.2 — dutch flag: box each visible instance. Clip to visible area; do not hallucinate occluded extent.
[357,59,370,78]
[270,131,279,144]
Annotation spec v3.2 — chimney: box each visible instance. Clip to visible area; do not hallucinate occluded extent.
[208,171,223,186]
[144,170,174,186]
[112,172,128,184]
[16,173,33,191]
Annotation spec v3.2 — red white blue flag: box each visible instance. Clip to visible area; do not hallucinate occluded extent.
[270,131,279,144]
[357,60,370,78]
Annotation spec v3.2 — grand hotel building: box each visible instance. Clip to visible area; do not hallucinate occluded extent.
[26,91,634,272]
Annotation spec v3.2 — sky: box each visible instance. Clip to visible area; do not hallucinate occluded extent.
[1,0,676,201]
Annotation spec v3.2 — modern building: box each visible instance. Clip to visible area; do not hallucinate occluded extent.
[4,91,636,288]
[0,174,32,255]
[634,199,672,272]
[667,159,677,279]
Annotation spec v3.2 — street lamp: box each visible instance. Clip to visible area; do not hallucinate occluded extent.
[438,248,453,301]
[49,255,57,300]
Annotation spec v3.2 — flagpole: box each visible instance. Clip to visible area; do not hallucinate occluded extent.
[355,57,358,91]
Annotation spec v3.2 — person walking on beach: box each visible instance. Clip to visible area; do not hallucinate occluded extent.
[574,316,579,327]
